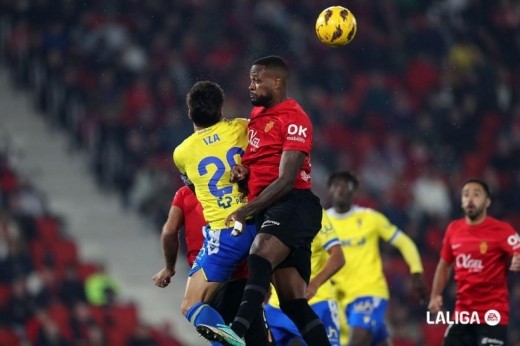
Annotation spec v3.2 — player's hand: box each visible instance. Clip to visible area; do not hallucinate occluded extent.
[306,280,319,300]
[428,295,443,314]
[230,165,249,183]
[152,268,175,288]
[511,253,520,271]
[411,273,428,304]
[226,207,247,236]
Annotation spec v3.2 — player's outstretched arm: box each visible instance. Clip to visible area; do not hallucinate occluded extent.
[152,205,184,288]
[390,232,428,302]
[306,244,345,300]
[428,259,453,313]
[226,150,305,234]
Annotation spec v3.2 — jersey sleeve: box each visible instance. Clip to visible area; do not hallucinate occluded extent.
[500,223,520,256]
[319,211,341,251]
[282,110,312,154]
[173,146,193,185]
[373,211,400,242]
[440,223,454,263]
[171,187,187,208]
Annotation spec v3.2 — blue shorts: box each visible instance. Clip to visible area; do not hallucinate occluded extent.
[264,300,340,346]
[345,296,389,344]
[189,223,256,282]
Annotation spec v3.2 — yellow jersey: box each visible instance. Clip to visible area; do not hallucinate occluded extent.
[327,206,400,304]
[268,210,341,307]
[173,118,248,229]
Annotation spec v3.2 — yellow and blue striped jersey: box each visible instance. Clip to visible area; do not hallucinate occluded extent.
[327,206,400,304]
[269,210,341,307]
[173,118,248,230]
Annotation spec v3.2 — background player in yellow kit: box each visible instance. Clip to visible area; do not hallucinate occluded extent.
[264,210,345,345]
[326,171,427,346]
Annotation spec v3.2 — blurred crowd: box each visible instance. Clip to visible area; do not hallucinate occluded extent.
[1,0,519,344]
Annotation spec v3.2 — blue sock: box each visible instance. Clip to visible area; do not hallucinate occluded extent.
[185,302,226,326]
[185,302,226,345]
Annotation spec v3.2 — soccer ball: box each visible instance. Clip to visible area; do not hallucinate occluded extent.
[315,6,357,47]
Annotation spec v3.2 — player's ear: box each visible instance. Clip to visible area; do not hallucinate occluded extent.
[187,109,192,120]
[485,197,491,208]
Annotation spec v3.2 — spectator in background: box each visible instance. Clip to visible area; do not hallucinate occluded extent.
[85,264,120,307]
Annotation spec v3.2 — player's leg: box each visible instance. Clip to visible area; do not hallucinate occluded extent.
[181,270,224,328]
[211,278,274,345]
[443,324,474,346]
[186,224,256,333]
[274,265,330,346]
[476,324,508,346]
[346,297,388,346]
[311,301,340,346]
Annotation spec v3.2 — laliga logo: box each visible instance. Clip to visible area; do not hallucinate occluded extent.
[426,309,501,326]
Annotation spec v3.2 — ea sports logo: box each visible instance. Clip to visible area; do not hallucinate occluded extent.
[484,309,501,326]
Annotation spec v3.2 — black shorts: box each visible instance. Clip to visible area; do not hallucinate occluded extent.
[444,324,508,346]
[209,279,274,346]
[255,189,322,283]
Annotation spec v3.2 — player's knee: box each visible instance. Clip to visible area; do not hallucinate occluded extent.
[180,300,193,316]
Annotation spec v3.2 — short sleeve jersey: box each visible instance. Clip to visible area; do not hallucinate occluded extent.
[242,99,313,201]
[328,206,401,303]
[440,216,520,325]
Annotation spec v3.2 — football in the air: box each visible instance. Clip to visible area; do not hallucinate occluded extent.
[315,6,357,47]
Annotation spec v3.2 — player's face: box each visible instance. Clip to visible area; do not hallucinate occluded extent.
[461,182,490,220]
[329,179,355,208]
[249,65,276,107]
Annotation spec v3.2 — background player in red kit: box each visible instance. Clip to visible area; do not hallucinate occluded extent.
[198,56,330,346]
[151,186,272,345]
[429,179,520,346]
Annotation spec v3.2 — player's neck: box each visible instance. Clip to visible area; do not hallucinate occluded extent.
[265,94,288,108]
[334,205,351,214]
[465,213,487,226]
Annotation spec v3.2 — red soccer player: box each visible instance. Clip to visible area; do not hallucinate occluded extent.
[429,178,520,346]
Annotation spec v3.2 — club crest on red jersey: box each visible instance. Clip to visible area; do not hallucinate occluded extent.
[479,241,488,255]
[264,120,275,132]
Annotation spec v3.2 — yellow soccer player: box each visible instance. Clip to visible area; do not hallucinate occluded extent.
[327,171,427,346]
[264,210,345,346]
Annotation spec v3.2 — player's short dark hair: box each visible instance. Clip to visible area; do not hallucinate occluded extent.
[327,171,359,189]
[186,81,224,127]
[253,55,290,79]
[462,178,491,198]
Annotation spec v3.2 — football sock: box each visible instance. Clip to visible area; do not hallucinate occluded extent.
[185,302,225,327]
[231,254,272,338]
[280,298,330,346]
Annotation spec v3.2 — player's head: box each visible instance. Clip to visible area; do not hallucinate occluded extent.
[249,55,290,107]
[186,81,224,127]
[327,171,359,210]
[461,178,491,222]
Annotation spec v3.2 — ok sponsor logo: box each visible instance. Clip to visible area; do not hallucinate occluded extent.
[287,124,308,137]
[455,253,483,272]
[507,233,520,250]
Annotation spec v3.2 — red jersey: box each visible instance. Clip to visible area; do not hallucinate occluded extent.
[172,186,248,279]
[242,99,313,201]
[440,216,520,325]
[172,186,206,266]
